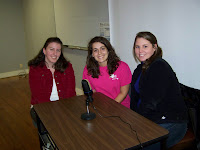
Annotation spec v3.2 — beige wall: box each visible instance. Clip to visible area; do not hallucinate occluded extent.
[22,0,57,61]
[63,48,88,90]
[0,0,26,73]
[1,0,92,90]
[22,0,87,90]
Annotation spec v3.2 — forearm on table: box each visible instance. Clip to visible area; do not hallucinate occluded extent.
[115,84,130,103]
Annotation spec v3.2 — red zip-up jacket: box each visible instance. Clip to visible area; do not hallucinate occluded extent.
[29,62,76,105]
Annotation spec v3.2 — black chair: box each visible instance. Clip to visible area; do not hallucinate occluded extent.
[169,83,200,150]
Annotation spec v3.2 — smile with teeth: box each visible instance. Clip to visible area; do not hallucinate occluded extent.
[98,56,104,59]
[139,54,145,57]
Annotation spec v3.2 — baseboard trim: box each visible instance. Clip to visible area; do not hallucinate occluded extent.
[0,69,29,79]
[76,88,83,96]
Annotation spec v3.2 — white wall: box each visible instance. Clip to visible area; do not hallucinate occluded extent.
[109,0,200,89]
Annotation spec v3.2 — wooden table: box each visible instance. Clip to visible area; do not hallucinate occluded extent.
[34,92,169,150]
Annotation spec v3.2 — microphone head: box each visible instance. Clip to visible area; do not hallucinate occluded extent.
[82,79,93,96]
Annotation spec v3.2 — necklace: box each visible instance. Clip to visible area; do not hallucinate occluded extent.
[45,61,55,69]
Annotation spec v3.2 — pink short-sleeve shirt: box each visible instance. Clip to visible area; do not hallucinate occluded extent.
[82,61,132,108]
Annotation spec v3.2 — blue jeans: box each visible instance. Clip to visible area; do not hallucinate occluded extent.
[143,122,187,150]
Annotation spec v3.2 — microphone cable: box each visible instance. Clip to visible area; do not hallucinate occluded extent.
[91,102,143,150]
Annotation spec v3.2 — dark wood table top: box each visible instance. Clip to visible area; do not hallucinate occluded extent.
[34,92,169,150]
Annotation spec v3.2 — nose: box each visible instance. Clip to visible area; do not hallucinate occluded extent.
[98,49,102,55]
[53,50,57,55]
[139,48,143,53]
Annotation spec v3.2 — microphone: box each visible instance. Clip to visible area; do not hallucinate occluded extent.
[82,79,93,102]
[81,79,96,120]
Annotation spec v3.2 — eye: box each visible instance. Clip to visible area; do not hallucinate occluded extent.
[135,46,139,49]
[93,49,97,53]
[57,49,61,52]
[144,45,148,48]
[100,46,106,51]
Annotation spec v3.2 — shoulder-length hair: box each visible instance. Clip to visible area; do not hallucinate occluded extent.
[87,36,120,78]
[28,37,69,72]
[133,31,163,73]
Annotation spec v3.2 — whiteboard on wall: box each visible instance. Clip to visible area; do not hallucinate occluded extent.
[109,0,200,89]
[54,0,109,49]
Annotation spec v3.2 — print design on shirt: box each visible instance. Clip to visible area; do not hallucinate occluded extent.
[110,74,119,80]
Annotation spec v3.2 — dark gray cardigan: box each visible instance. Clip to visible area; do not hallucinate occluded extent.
[130,57,188,124]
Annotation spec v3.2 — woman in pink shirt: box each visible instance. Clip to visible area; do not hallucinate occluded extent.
[83,36,132,108]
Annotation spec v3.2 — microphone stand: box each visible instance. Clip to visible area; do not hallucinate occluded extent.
[81,95,96,120]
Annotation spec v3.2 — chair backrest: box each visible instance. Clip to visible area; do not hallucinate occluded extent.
[180,83,200,150]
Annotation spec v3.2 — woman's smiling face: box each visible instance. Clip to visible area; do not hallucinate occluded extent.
[43,42,61,66]
[134,37,157,62]
[92,42,109,67]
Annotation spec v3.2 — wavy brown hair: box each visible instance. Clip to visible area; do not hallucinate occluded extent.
[133,31,163,73]
[28,37,69,73]
[86,36,120,78]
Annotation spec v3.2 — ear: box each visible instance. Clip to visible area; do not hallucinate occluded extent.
[43,48,46,55]
[153,44,157,51]
[91,51,94,57]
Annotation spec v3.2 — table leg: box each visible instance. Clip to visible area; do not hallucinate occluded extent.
[36,111,44,150]
[160,139,167,150]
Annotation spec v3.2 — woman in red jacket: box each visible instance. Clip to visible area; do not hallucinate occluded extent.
[28,37,76,105]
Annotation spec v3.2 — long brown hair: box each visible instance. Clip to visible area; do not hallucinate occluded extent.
[133,32,163,73]
[28,37,69,72]
[86,36,120,78]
